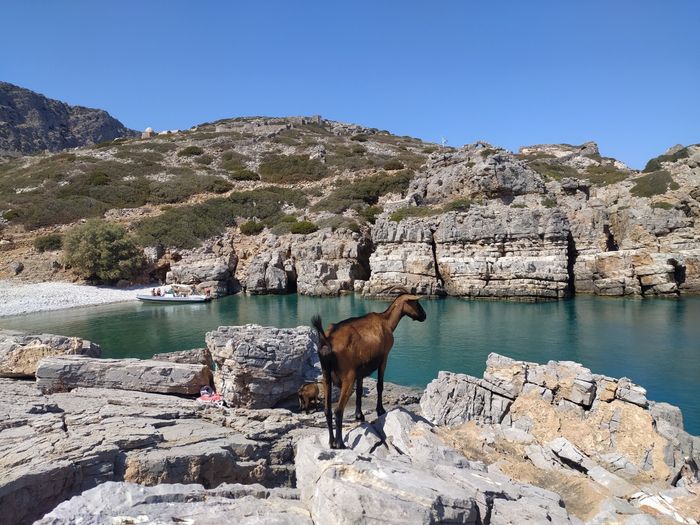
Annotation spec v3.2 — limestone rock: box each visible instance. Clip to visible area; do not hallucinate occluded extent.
[244,251,289,294]
[296,407,574,524]
[151,347,213,368]
[0,329,100,378]
[35,355,211,395]
[167,253,237,286]
[36,482,312,525]
[206,324,320,408]
[420,370,514,426]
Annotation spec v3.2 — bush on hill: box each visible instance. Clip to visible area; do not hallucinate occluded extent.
[631,171,679,197]
[177,146,204,157]
[258,155,328,183]
[63,220,144,282]
[34,233,63,252]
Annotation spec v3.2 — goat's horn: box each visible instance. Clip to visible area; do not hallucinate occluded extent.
[378,285,410,295]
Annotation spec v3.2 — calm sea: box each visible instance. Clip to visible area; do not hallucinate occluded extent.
[1,294,698,434]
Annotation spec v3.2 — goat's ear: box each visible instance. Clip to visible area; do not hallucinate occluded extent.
[405,294,420,301]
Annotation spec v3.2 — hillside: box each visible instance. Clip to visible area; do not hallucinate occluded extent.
[0,81,136,155]
[0,115,698,299]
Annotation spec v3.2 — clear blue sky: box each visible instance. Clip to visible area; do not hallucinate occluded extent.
[2,1,698,168]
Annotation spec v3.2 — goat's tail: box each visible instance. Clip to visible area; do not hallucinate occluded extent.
[311,315,332,358]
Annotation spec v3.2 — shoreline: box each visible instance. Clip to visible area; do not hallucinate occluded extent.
[0,280,154,318]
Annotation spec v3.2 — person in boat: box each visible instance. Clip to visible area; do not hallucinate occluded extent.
[205,289,212,298]
[151,288,156,296]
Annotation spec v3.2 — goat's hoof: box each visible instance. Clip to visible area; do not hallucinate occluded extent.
[336,441,347,449]
[355,413,365,422]
[329,440,339,449]
[377,408,386,417]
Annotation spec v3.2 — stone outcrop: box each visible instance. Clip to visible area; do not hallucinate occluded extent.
[410,143,546,203]
[206,324,320,408]
[151,347,214,368]
[0,378,322,524]
[296,408,575,524]
[242,228,372,296]
[0,81,136,155]
[166,244,238,298]
[35,355,212,395]
[0,329,100,378]
[366,205,571,299]
[37,482,312,525]
[425,353,700,524]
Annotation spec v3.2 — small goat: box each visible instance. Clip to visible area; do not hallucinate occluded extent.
[298,382,320,414]
[311,288,426,449]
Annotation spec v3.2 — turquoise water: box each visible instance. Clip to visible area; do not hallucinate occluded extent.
[1,295,699,434]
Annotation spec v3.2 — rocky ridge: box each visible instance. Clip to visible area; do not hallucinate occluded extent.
[0,326,698,524]
[0,81,136,155]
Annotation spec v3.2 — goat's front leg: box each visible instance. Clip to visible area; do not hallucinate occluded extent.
[354,376,364,422]
[376,357,388,417]
[333,377,355,449]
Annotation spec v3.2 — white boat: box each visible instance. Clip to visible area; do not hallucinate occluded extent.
[137,294,211,303]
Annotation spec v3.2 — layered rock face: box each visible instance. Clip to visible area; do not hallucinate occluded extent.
[0,81,136,154]
[166,238,239,298]
[206,324,320,408]
[242,229,372,296]
[0,329,100,378]
[36,355,212,395]
[367,206,571,299]
[422,353,700,524]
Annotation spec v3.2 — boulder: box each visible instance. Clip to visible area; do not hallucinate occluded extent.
[0,329,101,378]
[36,482,313,525]
[206,324,320,408]
[295,408,574,524]
[35,356,211,395]
[167,253,237,285]
[244,251,289,294]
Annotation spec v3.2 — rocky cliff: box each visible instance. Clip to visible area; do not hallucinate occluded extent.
[0,109,698,300]
[0,81,136,155]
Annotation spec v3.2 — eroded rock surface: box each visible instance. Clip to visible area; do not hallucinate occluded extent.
[426,353,700,524]
[35,355,212,395]
[206,324,321,408]
[0,329,100,378]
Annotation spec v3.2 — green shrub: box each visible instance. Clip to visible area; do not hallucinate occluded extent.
[584,163,629,186]
[351,145,366,154]
[290,220,319,234]
[136,187,307,248]
[630,171,679,197]
[63,220,144,282]
[194,154,214,165]
[34,233,63,252]
[541,196,557,208]
[528,160,578,181]
[240,220,265,235]
[317,216,360,232]
[643,148,690,173]
[358,205,382,224]
[229,169,259,181]
[442,198,472,213]
[479,148,498,158]
[652,201,674,210]
[3,209,20,221]
[258,155,328,183]
[177,146,204,157]
[313,171,413,213]
[351,135,368,142]
[383,159,405,171]
[389,207,437,222]
[22,196,109,229]
[422,146,438,154]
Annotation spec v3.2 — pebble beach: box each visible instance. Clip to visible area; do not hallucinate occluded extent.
[0,281,153,318]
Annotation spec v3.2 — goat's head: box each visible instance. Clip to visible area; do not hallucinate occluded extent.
[398,294,427,322]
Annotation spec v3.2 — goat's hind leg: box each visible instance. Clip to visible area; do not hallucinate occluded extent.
[354,376,365,422]
[322,373,334,448]
[376,358,388,417]
[333,378,354,449]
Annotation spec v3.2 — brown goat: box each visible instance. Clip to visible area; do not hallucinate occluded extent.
[311,290,426,449]
[298,382,320,414]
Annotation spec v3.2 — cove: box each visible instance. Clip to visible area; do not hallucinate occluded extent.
[1,295,699,435]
